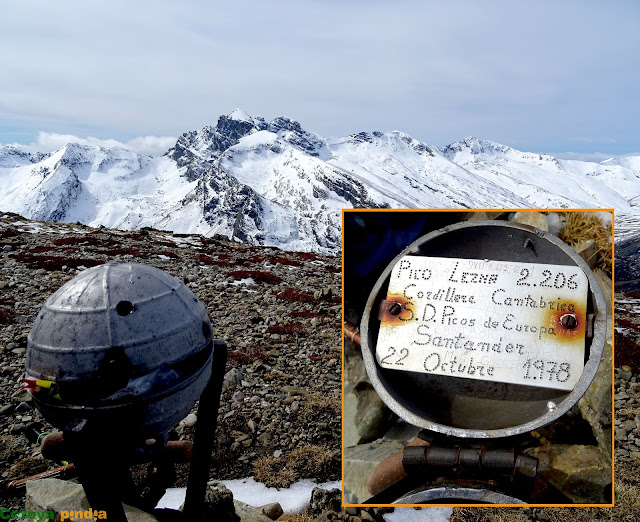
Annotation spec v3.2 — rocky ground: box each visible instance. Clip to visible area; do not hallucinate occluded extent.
[448,317,640,521]
[448,275,640,520]
[0,213,346,517]
[613,293,640,465]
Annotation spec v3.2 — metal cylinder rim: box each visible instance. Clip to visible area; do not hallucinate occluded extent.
[394,485,526,504]
[360,220,608,439]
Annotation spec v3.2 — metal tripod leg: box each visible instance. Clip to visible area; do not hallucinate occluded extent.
[64,428,130,522]
[182,340,228,520]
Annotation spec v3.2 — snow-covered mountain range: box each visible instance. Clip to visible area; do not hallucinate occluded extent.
[1,109,638,253]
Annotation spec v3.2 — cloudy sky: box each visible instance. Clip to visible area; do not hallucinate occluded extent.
[1,0,638,155]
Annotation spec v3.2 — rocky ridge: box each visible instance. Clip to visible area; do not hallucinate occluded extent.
[0,213,344,517]
[2,110,640,254]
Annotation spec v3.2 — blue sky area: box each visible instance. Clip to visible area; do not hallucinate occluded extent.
[1,0,639,155]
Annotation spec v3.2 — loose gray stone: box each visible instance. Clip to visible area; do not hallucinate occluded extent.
[512,211,549,231]
[26,478,157,521]
[233,500,273,522]
[343,440,404,503]
[619,368,633,381]
[224,368,244,386]
[526,444,612,504]
[579,340,613,458]
[182,413,197,428]
[201,482,239,522]
[259,502,283,520]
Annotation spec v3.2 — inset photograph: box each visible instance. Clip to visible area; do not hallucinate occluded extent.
[343,209,613,507]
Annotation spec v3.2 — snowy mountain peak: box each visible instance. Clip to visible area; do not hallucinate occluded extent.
[342,130,434,157]
[227,108,254,123]
[441,136,511,157]
[0,145,39,168]
[52,142,94,169]
[166,114,267,180]
[267,117,329,158]
[1,110,639,252]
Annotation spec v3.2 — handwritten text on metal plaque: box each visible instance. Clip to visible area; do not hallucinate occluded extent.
[376,256,588,391]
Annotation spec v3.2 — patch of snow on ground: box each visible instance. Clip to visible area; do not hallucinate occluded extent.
[384,507,453,522]
[231,277,255,286]
[224,477,341,513]
[24,223,43,233]
[163,235,202,247]
[156,478,342,514]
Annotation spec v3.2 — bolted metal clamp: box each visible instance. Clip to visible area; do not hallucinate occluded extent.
[401,444,538,481]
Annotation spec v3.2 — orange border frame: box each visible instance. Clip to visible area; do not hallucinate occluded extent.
[341,208,615,509]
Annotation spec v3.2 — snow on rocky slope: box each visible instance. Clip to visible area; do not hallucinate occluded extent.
[1,110,638,253]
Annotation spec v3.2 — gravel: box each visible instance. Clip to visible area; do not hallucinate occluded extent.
[0,213,341,492]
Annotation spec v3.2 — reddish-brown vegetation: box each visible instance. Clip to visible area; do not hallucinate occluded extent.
[270,256,302,267]
[123,232,145,241]
[291,311,327,319]
[295,252,321,261]
[614,330,640,373]
[197,254,216,265]
[226,348,271,369]
[266,322,306,334]
[13,252,103,271]
[27,246,56,253]
[0,307,15,324]
[157,250,180,259]
[155,241,177,248]
[100,246,143,257]
[616,318,637,329]
[198,252,232,266]
[53,236,101,246]
[199,238,221,246]
[272,288,315,302]
[0,228,20,238]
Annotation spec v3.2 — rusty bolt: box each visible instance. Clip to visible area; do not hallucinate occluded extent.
[560,314,578,329]
[388,303,402,316]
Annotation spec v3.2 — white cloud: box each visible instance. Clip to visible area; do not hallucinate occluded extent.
[0,0,638,153]
[5,132,176,156]
[118,136,177,156]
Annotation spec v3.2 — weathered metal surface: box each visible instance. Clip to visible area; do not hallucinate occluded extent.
[25,262,214,438]
[376,256,588,391]
[360,221,607,438]
[394,485,526,504]
[343,321,362,347]
[401,444,537,478]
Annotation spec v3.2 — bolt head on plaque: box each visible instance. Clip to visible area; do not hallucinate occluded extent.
[360,221,607,439]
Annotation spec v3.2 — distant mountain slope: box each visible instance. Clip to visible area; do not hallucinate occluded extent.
[1,110,638,252]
